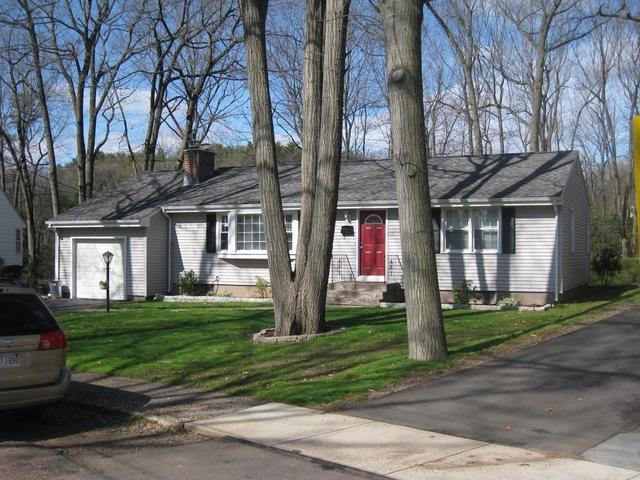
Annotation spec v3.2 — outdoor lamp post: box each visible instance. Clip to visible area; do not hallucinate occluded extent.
[102,251,114,313]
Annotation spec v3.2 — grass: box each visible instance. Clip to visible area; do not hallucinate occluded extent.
[58,286,640,408]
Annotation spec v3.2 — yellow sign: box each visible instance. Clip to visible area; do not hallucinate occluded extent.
[634,116,640,256]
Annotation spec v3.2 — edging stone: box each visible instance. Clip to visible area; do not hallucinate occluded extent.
[253,327,346,344]
[157,294,272,304]
[381,302,552,311]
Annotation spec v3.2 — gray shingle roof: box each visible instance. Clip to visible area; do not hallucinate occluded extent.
[50,151,578,222]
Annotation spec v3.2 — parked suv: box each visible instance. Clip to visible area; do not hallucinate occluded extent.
[0,284,71,410]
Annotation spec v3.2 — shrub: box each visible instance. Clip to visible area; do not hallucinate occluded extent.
[498,296,521,309]
[178,270,200,295]
[255,276,271,298]
[591,247,622,285]
[452,280,481,305]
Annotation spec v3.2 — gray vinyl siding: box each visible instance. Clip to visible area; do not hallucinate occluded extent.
[0,190,25,266]
[146,212,168,294]
[170,213,270,287]
[56,227,147,298]
[387,206,557,293]
[561,160,590,291]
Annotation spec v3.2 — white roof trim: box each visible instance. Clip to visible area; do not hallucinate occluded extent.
[161,197,560,214]
[46,219,144,228]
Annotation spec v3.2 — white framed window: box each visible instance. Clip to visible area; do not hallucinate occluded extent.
[237,214,266,251]
[443,209,470,251]
[473,208,499,252]
[570,209,576,255]
[216,211,297,254]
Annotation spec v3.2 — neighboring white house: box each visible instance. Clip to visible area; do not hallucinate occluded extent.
[0,189,25,267]
[46,150,590,305]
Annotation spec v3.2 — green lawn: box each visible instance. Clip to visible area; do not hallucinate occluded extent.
[58,286,639,408]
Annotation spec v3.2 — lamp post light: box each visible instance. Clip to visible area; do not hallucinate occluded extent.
[102,251,114,313]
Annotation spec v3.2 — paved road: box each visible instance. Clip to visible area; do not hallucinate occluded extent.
[1,401,375,480]
[348,307,640,456]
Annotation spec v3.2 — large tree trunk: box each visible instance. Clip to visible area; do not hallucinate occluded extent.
[241,0,349,336]
[296,0,350,334]
[240,0,295,335]
[380,0,448,360]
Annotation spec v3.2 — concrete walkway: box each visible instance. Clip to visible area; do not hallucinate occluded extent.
[186,402,640,480]
[70,371,640,479]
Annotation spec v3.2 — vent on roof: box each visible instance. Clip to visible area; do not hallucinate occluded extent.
[183,145,215,186]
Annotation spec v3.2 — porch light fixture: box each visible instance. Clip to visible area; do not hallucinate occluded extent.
[102,251,114,313]
[344,210,352,223]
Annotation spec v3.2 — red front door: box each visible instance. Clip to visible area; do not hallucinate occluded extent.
[359,210,385,276]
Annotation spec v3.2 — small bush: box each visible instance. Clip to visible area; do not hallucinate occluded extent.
[178,270,200,295]
[453,280,482,305]
[591,247,622,285]
[255,276,271,298]
[498,296,521,309]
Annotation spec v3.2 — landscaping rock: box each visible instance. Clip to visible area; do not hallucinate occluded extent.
[163,295,272,304]
[252,328,346,344]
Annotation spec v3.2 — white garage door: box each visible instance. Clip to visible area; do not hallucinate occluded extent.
[74,240,126,300]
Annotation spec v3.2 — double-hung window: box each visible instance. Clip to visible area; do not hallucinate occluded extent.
[442,207,501,252]
[220,214,229,251]
[443,209,469,251]
[473,208,499,251]
[236,214,266,251]
[234,213,295,252]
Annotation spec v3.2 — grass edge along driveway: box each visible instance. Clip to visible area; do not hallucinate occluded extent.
[58,286,639,408]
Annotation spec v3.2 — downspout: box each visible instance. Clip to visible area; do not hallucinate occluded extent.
[160,208,172,293]
[553,200,560,303]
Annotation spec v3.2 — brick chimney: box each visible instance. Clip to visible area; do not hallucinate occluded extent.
[183,145,216,186]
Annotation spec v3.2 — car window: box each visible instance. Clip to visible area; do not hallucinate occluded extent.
[0,294,60,336]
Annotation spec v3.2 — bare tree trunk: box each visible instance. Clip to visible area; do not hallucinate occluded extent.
[22,0,61,216]
[240,0,295,335]
[380,0,448,360]
[241,0,350,336]
[296,0,350,334]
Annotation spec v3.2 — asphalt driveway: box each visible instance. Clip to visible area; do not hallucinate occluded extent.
[347,307,640,457]
[45,298,108,314]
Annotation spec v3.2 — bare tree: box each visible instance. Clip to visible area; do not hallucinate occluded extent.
[169,0,241,169]
[241,0,350,335]
[47,0,143,201]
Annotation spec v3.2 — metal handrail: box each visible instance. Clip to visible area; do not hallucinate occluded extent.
[330,254,356,283]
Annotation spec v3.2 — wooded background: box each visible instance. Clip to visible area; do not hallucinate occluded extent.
[0,0,637,283]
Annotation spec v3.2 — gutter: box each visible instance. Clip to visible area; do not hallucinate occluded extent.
[160,208,172,293]
[553,200,560,303]
[161,197,563,214]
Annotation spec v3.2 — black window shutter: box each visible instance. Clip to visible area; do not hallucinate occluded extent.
[502,207,516,254]
[206,214,216,253]
[431,208,441,253]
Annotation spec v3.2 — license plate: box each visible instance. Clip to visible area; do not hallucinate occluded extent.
[0,353,20,368]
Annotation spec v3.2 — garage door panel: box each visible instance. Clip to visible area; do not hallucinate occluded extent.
[75,240,125,300]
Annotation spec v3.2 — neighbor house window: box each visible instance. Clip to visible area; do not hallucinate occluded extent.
[220,214,229,251]
[473,208,499,251]
[443,209,469,251]
[15,229,21,253]
[237,214,266,251]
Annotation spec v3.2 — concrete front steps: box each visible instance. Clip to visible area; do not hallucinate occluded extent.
[326,282,404,307]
